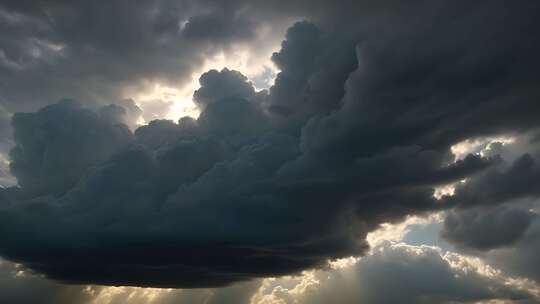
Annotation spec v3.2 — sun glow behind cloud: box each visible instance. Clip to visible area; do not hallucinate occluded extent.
[432,135,517,200]
[128,43,280,123]
[450,136,516,161]
[79,55,533,304]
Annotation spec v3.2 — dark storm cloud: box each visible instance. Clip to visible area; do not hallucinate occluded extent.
[193,68,258,107]
[438,140,540,282]
[442,207,537,251]
[266,21,358,132]
[437,137,540,249]
[8,100,132,196]
[134,118,196,149]
[0,0,181,110]
[181,10,255,43]
[445,153,540,209]
[1,0,540,290]
[0,0,279,113]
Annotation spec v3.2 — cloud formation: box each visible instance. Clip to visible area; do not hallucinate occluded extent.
[442,206,536,251]
[438,138,540,285]
[0,0,287,114]
[252,243,535,304]
[1,0,540,295]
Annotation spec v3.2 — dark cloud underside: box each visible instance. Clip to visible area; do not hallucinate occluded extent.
[0,0,540,292]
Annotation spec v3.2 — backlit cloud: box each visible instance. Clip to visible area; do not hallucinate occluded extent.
[1,0,540,302]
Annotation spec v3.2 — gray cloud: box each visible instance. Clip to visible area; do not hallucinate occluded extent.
[0,0,288,114]
[0,258,93,304]
[486,216,540,284]
[442,207,537,251]
[0,105,12,153]
[445,153,540,209]
[181,10,256,43]
[1,0,540,293]
[194,68,259,107]
[438,139,540,283]
[0,1,188,110]
[258,243,535,304]
[443,198,540,285]
[0,105,15,187]
[0,257,261,304]
[8,100,132,196]
[266,21,358,132]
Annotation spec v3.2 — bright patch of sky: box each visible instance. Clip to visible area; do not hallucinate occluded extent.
[126,37,282,123]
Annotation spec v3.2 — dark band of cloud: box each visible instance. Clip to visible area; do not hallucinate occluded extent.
[0,0,540,291]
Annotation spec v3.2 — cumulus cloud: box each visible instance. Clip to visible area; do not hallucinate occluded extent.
[194,68,258,107]
[442,207,537,251]
[266,21,357,131]
[437,136,540,287]
[1,0,540,296]
[444,153,540,209]
[0,0,289,113]
[441,197,540,285]
[8,100,132,196]
[251,242,536,304]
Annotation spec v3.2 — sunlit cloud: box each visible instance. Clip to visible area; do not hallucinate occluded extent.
[0,153,16,187]
[123,27,284,123]
[2,2,540,303]
[451,136,516,161]
[367,213,444,247]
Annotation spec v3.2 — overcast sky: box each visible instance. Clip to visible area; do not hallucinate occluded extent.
[1,1,540,303]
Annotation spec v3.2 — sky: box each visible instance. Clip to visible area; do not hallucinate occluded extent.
[1,0,540,303]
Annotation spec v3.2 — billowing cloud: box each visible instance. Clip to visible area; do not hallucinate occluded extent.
[266,21,357,131]
[1,223,536,304]
[442,206,536,251]
[0,0,289,114]
[251,243,536,304]
[441,199,540,286]
[194,68,258,107]
[8,100,132,196]
[1,0,540,298]
[437,137,540,287]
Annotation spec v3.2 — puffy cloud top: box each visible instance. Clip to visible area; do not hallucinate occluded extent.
[1,0,540,292]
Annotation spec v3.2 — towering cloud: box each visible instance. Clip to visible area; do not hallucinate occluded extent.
[0,0,286,113]
[194,68,258,107]
[0,0,540,299]
[8,100,133,196]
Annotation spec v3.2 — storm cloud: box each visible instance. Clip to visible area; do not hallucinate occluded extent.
[438,138,540,285]
[1,0,540,297]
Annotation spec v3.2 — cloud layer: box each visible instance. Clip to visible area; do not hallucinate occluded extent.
[1,0,540,295]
